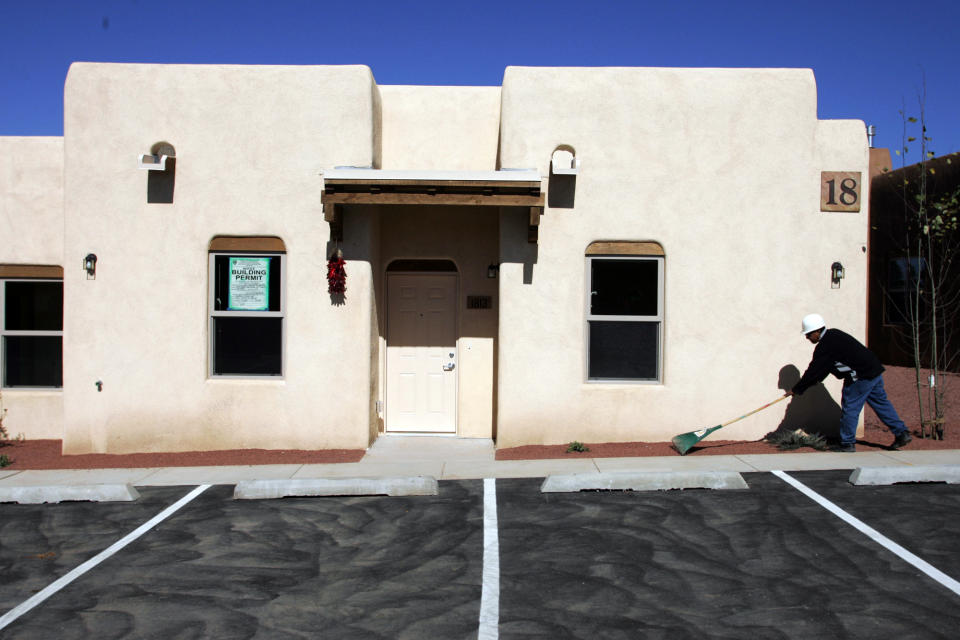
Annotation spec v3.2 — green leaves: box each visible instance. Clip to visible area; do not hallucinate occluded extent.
[929,187,960,234]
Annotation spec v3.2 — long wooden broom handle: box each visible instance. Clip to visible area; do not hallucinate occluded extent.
[719,395,789,428]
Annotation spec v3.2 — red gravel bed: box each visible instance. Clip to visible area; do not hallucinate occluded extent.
[0,440,364,470]
[0,367,955,468]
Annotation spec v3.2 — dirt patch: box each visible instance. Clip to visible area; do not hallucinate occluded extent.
[495,439,784,460]
[862,366,957,438]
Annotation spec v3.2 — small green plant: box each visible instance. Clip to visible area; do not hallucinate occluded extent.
[765,429,828,451]
[0,388,8,443]
[0,454,10,468]
[0,388,23,454]
[566,441,590,453]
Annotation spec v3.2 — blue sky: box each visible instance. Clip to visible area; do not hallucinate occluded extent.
[2,0,957,166]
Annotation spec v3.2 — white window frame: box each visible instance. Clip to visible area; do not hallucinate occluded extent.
[585,255,664,383]
[208,251,286,378]
[1,277,64,389]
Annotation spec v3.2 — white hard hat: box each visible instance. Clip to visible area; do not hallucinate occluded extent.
[801,313,825,335]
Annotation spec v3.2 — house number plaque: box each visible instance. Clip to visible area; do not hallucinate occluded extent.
[820,171,861,212]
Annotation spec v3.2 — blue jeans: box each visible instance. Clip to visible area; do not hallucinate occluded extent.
[840,375,908,445]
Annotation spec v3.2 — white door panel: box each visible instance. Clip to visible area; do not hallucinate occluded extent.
[386,274,457,432]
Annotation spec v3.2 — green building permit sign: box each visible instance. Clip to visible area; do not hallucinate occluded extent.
[228,257,270,311]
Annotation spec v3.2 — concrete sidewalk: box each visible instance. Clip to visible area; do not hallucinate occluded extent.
[1,436,959,488]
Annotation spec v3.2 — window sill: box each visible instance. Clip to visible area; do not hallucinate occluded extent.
[205,377,286,385]
[584,379,663,387]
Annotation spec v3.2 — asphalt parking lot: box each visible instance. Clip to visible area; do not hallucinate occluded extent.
[1,470,959,639]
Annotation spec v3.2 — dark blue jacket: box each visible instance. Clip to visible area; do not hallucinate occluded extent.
[792,328,885,395]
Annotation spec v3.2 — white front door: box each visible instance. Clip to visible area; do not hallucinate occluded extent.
[386,273,458,433]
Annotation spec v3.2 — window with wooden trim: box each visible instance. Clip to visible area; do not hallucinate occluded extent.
[586,242,664,382]
[1,266,64,388]
[208,237,285,377]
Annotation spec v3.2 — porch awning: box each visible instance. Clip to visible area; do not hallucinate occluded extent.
[321,168,545,243]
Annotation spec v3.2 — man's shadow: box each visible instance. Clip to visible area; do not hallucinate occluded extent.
[771,365,842,442]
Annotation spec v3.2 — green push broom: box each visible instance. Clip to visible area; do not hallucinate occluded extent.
[671,395,789,455]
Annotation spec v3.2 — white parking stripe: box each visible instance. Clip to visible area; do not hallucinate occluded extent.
[772,470,960,597]
[0,484,212,631]
[479,477,500,639]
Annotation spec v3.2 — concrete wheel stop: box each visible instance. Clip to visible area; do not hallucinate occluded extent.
[233,476,439,500]
[0,484,141,504]
[541,470,749,493]
[849,465,960,486]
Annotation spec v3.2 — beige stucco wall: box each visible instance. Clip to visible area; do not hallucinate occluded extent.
[0,137,64,265]
[806,119,873,435]
[61,63,379,453]
[5,64,870,452]
[0,136,65,439]
[496,67,869,447]
[378,85,501,171]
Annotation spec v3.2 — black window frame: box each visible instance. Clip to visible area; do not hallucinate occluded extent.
[208,251,286,378]
[1,277,64,389]
[586,255,664,383]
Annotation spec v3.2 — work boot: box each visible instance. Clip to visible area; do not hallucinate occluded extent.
[831,443,856,453]
[891,431,913,450]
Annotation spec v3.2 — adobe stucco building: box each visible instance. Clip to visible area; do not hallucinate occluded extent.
[0,63,869,454]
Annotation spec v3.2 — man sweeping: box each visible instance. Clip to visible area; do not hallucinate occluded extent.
[785,313,912,452]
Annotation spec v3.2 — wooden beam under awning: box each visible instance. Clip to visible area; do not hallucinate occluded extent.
[322,180,544,210]
[321,172,545,242]
[323,190,544,208]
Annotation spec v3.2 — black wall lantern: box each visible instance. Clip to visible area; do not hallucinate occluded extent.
[831,261,844,288]
[487,263,500,279]
[84,253,97,279]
